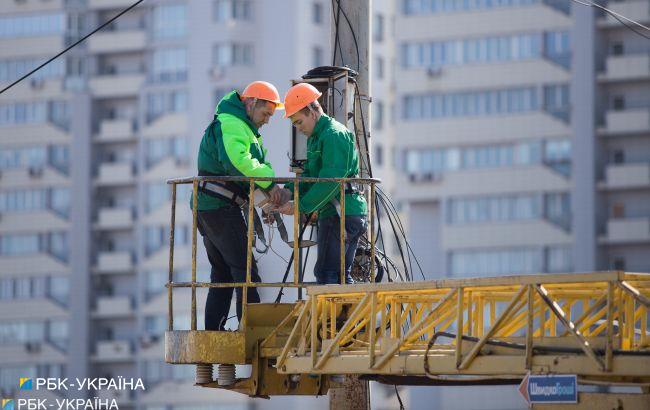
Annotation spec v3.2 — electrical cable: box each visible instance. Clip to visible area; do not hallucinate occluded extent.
[274,212,315,303]
[332,0,361,71]
[0,0,146,95]
[394,385,405,410]
[568,0,650,40]
[331,0,344,67]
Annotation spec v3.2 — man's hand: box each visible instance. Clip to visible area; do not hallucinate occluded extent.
[262,211,275,224]
[269,186,291,206]
[277,201,295,215]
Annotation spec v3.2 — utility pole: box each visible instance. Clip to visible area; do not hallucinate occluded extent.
[330,1,372,409]
[332,0,372,179]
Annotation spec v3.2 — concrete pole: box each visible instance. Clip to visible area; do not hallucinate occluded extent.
[330,1,372,407]
[332,0,372,179]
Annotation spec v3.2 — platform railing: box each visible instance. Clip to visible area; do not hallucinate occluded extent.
[165,176,380,332]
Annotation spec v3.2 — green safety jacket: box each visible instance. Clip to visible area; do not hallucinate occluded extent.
[192,91,275,211]
[286,114,367,219]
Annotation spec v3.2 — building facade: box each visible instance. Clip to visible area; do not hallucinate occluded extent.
[392,0,650,408]
[0,0,335,409]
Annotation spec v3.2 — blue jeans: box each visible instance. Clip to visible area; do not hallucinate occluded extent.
[314,215,367,284]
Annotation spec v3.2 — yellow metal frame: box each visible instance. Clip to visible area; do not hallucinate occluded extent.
[164,176,650,397]
[279,272,650,382]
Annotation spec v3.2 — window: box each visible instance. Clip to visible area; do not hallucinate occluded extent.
[544,139,571,175]
[0,57,64,82]
[374,144,384,166]
[403,87,539,121]
[145,137,190,168]
[448,194,541,225]
[152,48,188,83]
[48,320,69,349]
[543,84,570,121]
[401,33,543,69]
[547,246,572,272]
[213,43,254,67]
[403,0,539,15]
[0,13,65,38]
[545,192,571,229]
[313,2,323,24]
[544,30,570,67]
[450,248,543,277]
[213,0,252,22]
[145,225,188,256]
[373,14,385,42]
[0,234,40,256]
[153,4,187,39]
[147,90,188,123]
[312,46,323,67]
[374,101,384,130]
[375,56,384,79]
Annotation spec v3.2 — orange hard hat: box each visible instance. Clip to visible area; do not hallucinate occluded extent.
[283,83,322,118]
[241,81,284,109]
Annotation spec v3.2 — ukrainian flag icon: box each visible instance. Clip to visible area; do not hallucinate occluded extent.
[19,378,32,390]
[2,399,14,410]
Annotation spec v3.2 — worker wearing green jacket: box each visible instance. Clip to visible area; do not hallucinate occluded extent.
[278,83,367,284]
[194,81,285,331]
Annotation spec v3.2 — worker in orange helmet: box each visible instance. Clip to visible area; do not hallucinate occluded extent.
[192,81,287,331]
[276,83,368,284]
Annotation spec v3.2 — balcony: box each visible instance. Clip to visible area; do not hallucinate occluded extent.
[89,74,144,98]
[95,251,134,274]
[89,0,137,9]
[96,119,136,143]
[599,1,650,27]
[94,295,134,318]
[601,163,650,190]
[602,217,650,244]
[95,162,135,186]
[93,340,133,362]
[87,30,146,54]
[95,207,134,230]
[599,108,650,136]
[599,54,650,82]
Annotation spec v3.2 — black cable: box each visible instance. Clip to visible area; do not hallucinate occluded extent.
[394,385,405,410]
[376,194,411,281]
[569,0,650,40]
[274,212,314,303]
[377,189,426,280]
[0,0,146,95]
[377,193,412,278]
[333,0,361,71]
[331,0,344,66]
[606,9,650,40]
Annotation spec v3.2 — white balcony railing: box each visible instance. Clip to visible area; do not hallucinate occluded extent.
[606,217,650,243]
[604,163,650,189]
[96,162,135,186]
[95,296,134,317]
[602,54,650,81]
[97,119,135,142]
[96,251,133,273]
[601,108,650,135]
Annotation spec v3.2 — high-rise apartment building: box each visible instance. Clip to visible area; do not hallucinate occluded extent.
[0,0,336,409]
[392,0,650,408]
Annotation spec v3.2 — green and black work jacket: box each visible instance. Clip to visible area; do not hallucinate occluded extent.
[192,91,275,211]
[286,114,367,219]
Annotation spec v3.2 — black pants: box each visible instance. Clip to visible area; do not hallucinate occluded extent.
[198,205,261,331]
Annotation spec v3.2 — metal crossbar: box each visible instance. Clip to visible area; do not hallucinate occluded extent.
[278,272,650,381]
[165,176,380,332]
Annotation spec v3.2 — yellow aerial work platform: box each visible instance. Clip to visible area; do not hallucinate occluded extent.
[164,176,650,408]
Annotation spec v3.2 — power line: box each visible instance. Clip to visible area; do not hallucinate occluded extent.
[569,0,650,40]
[0,0,146,95]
